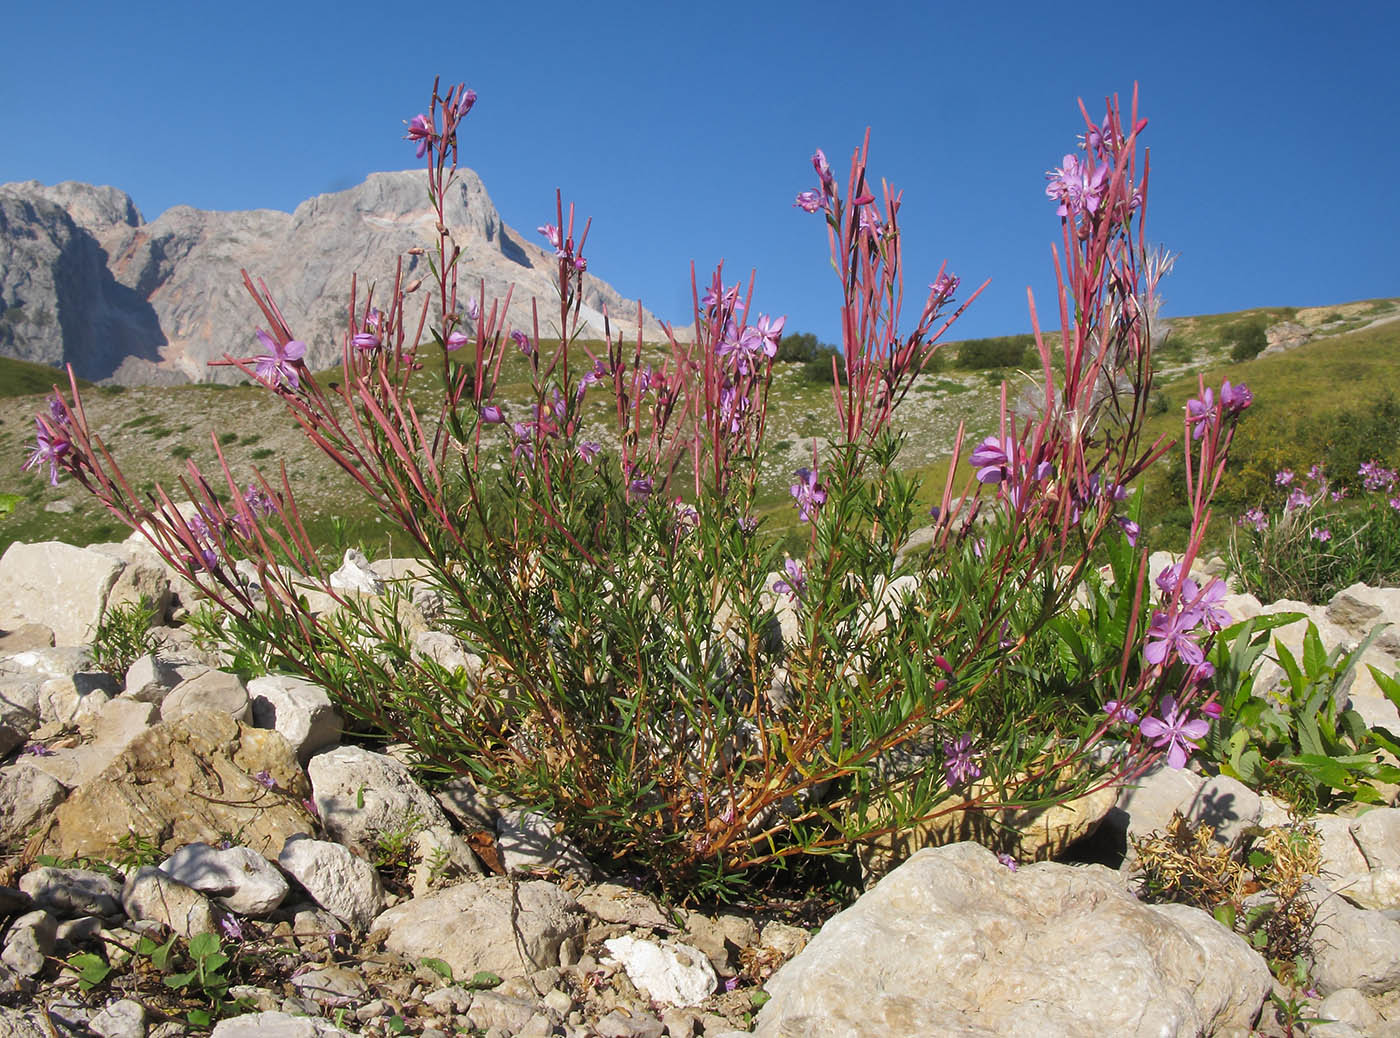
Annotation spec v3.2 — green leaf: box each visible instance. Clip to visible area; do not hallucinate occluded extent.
[164,970,198,988]
[469,970,503,989]
[1213,903,1237,930]
[1369,665,1400,709]
[420,957,454,982]
[187,1009,212,1028]
[202,952,230,974]
[1302,623,1327,677]
[146,934,178,970]
[188,932,220,960]
[388,1017,407,1034]
[66,952,112,989]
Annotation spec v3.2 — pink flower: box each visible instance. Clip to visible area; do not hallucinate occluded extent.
[1045,153,1108,218]
[252,329,306,390]
[1185,387,1217,440]
[943,734,982,786]
[405,113,435,158]
[772,558,807,602]
[969,437,1013,484]
[1144,608,1205,668]
[1219,380,1253,413]
[445,331,469,351]
[794,190,823,213]
[1311,527,1332,542]
[22,418,69,487]
[480,405,504,424]
[1275,469,1294,486]
[790,467,826,522]
[1104,700,1141,725]
[1139,696,1210,769]
[576,441,601,463]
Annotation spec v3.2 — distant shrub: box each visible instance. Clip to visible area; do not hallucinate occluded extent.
[955,335,1032,370]
[1227,319,1269,362]
[775,331,820,363]
[802,346,842,383]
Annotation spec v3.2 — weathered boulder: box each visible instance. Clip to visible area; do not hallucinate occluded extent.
[160,668,252,723]
[306,744,455,857]
[372,877,585,980]
[159,842,289,916]
[122,866,220,938]
[276,836,385,931]
[0,541,125,644]
[29,711,313,861]
[246,674,341,763]
[756,842,1271,1037]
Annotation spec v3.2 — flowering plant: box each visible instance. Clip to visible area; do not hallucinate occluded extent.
[1229,460,1400,603]
[29,82,1250,896]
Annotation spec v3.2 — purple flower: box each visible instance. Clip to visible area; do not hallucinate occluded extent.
[1391,496,1400,511]
[628,473,654,504]
[455,88,477,118]
[22,418,69,487]
[46,394,70,427]
[242,484,275,520]
[510,330,534,357]
[1116,517,1140,546]
[406,113,435,158]
[445,331,469,351]
[1144,608,1204,668]
[753,314,786,358]
[1185,387,1217,440]
[480,405,504,425]
[812,149,835,191]
[943,734,982,786]
[930,273,960,300]
[1045,153,1109,218]
[252,329,306,390]
[790,467,827,522]
[301,797,320,818]
[996,853,1018,872]
[1239,507,1268,531]
[772,558,807,602]
[22,742,55,757]
[1103,701,1141,725]
[464,299,481,321]
[969,437,1013,484]
[794,190,823,213]
[1139,696,1210,769]
[1189,578,1232,631]
[352,331,381,351]
[1360,460,1398,492]
[701,283,744,312]
[253,770,277,790]
[1285,487,1311,511]
[217,914,245,941]
[1275,469,1295,487]
[1219,380,1253,414]
[576,441,601,464]
[1312,527,1332,542]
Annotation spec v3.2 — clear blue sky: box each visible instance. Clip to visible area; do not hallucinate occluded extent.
[3,1,1396,345]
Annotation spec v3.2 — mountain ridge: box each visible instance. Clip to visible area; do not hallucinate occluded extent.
[0,170,662,386]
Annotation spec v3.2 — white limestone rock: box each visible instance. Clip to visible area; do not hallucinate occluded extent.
[276,836,384,932]
[603,937,717,1007]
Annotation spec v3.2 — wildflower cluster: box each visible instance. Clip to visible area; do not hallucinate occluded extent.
[26,83,1251,895]
[1230,457,1400,603]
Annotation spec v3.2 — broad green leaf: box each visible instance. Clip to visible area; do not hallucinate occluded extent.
[188,932,220,960]
[1302,623,1327,677]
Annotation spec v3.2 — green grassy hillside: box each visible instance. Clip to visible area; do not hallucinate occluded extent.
[2,297,1396,561]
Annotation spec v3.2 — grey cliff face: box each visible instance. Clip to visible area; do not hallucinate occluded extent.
[0,170,660,385]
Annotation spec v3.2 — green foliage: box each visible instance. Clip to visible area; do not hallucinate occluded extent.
[0,355,91,397]
[775,331,820,363]
[1202,619,1400,812]
[1226,318,1268,362]
[65,929,248,1027]
[954,334,1033,370]
[801,346,843,383]
[91,596,159,678]
[0,493,18,521]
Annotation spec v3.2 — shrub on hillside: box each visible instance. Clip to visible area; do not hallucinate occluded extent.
[955,334,1032,370]
[1227,318,1269,362]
